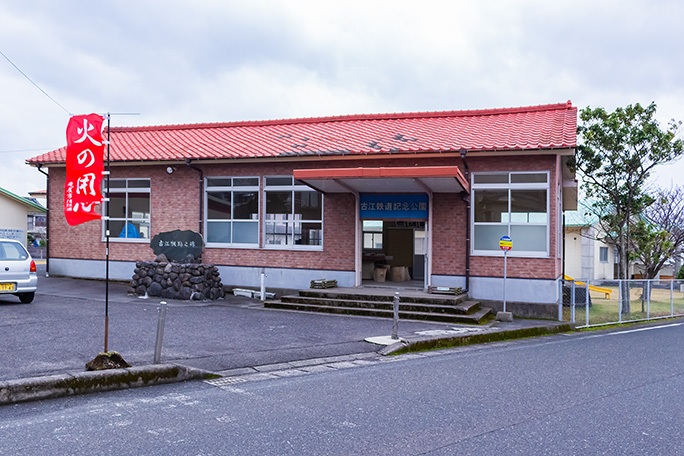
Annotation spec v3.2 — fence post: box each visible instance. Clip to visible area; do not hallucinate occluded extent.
[671,279,674,317]
[558,278,563,321]
[571,280,576,323]
[585,282,589,327]
[618,280,623,323]
[646,279,651,319]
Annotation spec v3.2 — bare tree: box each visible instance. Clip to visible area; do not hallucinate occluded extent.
[632,186,684,279]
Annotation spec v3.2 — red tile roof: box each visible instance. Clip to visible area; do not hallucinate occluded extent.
[27,101,577,165]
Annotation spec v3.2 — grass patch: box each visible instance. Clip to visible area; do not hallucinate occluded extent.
[390,323,576,355]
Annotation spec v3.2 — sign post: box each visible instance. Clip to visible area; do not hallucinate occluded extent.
[498,236,513,321]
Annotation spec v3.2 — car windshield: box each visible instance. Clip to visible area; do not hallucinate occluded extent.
[0,241,29,261]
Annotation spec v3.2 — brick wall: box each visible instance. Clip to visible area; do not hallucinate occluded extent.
[464,155,561,280]
[48,153,565,279]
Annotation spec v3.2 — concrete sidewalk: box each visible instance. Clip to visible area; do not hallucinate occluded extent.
[0,273,574,405]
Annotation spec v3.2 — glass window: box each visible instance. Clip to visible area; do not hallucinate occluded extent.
[600,246,609,263]
[363,220,383,249]
[510,190,547,223]
[205,177,259,246]
[474,190,509,223]
[264,176,323,248]
[472,172,549,255]
[473,174,508,184]
[0,241,29,260]
[510,173,548,184]
[103,179,150,240]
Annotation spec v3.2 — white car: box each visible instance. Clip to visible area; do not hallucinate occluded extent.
[0,239,38,303]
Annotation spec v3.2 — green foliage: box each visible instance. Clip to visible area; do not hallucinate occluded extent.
[576,102,683,313]
[578,102,683,216]
[576,102,684,274]
[677,266,684,280]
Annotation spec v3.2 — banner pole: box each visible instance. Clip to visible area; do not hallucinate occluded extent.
[104,112,111,353]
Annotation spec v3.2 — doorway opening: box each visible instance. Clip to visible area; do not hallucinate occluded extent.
[361,220,426,288]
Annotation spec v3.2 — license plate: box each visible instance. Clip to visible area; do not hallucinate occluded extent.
[0,283,16,292]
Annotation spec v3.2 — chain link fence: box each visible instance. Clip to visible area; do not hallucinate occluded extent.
[559,278,684,328]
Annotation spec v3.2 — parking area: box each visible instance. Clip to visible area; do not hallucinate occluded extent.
[0,265,462,381]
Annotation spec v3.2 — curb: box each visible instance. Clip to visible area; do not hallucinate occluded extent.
[0,364,215,406]
[378,323,577,355]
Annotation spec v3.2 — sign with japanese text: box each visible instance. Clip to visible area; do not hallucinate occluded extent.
[64,114,105,226]
[499,235,512,251]
[360,194,429,219]
[151,229,204,262]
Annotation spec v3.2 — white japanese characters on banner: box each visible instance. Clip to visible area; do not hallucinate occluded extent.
[64,114,105,226]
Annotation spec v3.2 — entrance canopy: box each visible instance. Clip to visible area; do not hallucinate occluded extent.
[293,166,469,194]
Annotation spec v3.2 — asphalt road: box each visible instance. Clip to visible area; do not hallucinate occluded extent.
[1,320,683,455]
[0,266,460,381]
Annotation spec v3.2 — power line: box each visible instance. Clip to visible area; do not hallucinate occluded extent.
[0,147,59,154]
[0,49,72,116]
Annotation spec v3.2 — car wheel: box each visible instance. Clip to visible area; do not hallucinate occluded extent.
[19,292,35,304]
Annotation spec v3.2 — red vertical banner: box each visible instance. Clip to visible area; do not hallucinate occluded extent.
[64,114,105,226]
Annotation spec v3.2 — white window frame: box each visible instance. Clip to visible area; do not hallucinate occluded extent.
[471,171,550,257]
[102,178,151,243]
[599,246,609,263]
[263,176,323,251]
[204,177,260,248]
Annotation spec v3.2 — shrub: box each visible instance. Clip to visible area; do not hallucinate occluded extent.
[677,266,684,280]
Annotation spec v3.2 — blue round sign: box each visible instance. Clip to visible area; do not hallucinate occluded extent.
[499,236,512,251]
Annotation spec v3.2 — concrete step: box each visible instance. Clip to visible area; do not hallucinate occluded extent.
[265,300,494,325]
[297,290,469,306]
[280,295,483,316]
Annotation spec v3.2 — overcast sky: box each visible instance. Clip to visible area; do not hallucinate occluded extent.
[1,0,683,201]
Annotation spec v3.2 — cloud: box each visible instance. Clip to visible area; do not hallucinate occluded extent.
[2,0,684,198]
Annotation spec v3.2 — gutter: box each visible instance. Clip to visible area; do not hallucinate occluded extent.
[459,149,470,293]
[36,164,49,276]
[185,159,204,235]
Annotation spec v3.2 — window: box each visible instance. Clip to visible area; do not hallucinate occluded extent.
[205,177,259,246]
[103,179,150,240]
[599,246,608,263]
[363,220,383,249]
[472,172,549,255]
[0,241,29,260]
[264,176,323,248]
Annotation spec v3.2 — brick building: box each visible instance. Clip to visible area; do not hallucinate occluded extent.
[27,102,577,305]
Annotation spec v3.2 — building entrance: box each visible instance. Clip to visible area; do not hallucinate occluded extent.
[361,220,426,285]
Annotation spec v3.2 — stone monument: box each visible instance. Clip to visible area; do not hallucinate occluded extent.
[129,230,225,300]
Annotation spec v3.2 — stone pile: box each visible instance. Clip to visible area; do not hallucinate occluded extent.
[129,254,225,300]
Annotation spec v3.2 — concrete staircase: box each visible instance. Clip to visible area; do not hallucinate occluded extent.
[265,289,494,325]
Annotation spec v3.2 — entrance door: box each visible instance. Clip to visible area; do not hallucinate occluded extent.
[386,228,414,273]
[385,223,426,281]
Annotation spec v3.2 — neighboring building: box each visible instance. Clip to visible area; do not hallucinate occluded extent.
[565,203,680,282]
[0,187,47,246]
[26,102,578,306]
[563,205,616,281]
